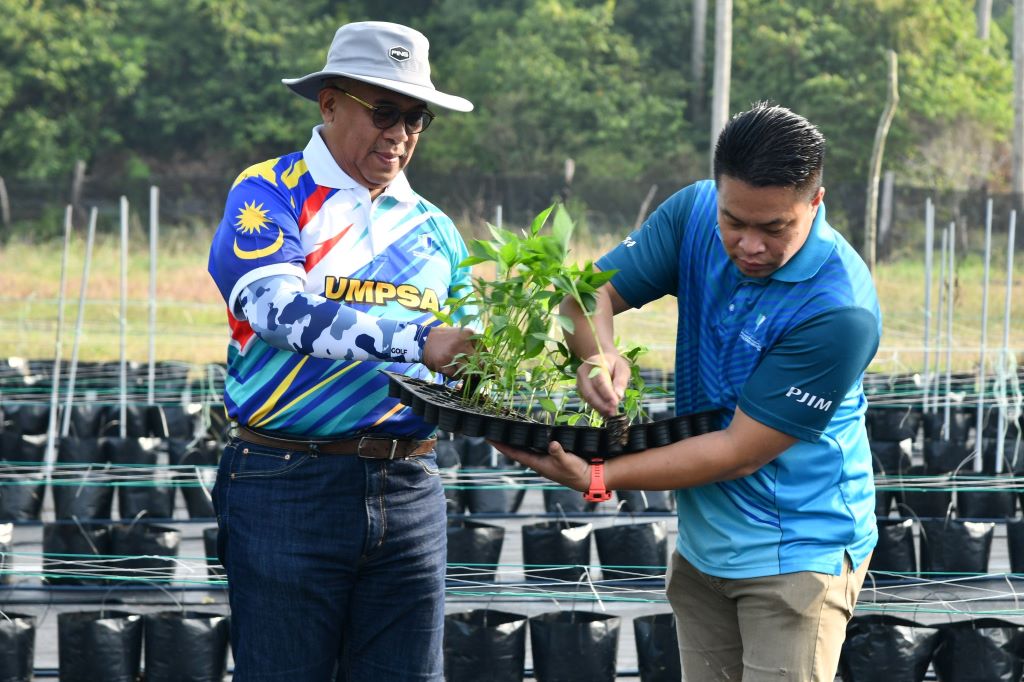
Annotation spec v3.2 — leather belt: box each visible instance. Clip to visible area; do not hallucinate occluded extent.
[236,426,436,460]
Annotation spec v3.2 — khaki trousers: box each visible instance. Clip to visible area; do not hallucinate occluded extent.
[666,551,870,681]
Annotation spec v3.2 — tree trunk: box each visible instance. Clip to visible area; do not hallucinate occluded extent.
[977,0,992,40]
[690,0,708,120]
[69,159,86,228]
[864,50,899,273]
[633,184,659,230]
[0,176,10,230]
[709,0,732,175]
[878,170,895,261]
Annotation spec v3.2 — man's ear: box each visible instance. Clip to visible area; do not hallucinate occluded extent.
[810,186,825,209]
[318,88,336,123]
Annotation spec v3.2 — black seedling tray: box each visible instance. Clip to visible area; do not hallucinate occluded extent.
[384,370,718,459]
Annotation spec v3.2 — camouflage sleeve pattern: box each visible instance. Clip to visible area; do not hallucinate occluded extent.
[239,274,431,363]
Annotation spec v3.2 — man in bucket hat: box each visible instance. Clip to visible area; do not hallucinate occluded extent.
[208,21,474,681]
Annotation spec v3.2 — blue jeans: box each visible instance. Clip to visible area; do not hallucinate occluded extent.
[213,437,446,681]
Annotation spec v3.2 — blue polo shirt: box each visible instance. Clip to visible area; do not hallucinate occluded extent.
[597,180,880,579]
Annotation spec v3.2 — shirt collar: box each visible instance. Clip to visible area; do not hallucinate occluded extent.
[302,125,417,202]
[769,203,836,283]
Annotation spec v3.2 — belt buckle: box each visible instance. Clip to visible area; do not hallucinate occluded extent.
[358,436,400,460]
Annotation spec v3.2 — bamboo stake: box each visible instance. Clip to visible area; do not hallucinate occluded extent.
[944,223,956,439]
[60,208,97,437]
[119,196,129,439]
[996,211,1017,472]
[148,186,159,405]
[922,198,934,413]
[974,200,994,472]
[45,206,74,466]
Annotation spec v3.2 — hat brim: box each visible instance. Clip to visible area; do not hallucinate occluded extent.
[282,71,473,112]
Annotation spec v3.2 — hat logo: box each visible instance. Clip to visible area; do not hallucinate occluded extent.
[389,46,411,62]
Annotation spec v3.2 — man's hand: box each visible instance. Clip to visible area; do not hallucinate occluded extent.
[577,352,630,418]
[421,327,475,378]
[490,440,591,492]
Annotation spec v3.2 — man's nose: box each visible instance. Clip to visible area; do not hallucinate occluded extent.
[738,232,766,254]
[382,119,410,142]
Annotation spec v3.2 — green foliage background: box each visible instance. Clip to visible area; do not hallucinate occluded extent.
[0,0,1017,240]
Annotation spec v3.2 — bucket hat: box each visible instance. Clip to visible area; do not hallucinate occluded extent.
[282,21,473,112]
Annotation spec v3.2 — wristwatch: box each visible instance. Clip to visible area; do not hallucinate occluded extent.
[583,458,612,503]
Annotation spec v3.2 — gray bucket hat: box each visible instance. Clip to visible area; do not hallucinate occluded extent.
[282,21,473,112]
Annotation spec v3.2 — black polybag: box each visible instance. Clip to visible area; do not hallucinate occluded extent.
[106,437,176,520]
[839,615,939,682]
[529,611,620,682]
[447,519,505,584]
[52,436,113,520]
[43,522,111,585]
[869,518,917,576]
[58,610,143,682]
[633,612,681,682]
[932,618,1024,682]
[443,609,527,682]
[521,521,592,583]
[0,432,46,521]
[0,612,35,682]
[110,523,181,583]
[594,521,667,581]
[143,610,230,682]
[919,519,994,578]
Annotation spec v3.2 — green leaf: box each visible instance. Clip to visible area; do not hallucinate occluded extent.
[487,222,517,245]
[539,398,558,413]
[587,366,603,379]
[551,204,574,248]
[529,205,555,236]
[469,240,499,262]
[587,269,617,288]
[498,240,518,268]
[553,314,575,334]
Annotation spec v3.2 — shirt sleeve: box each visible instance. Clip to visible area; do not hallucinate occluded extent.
[738,307,880,442]
[208,172,307,315]
[240,275,431,364]
[594,184,698,308]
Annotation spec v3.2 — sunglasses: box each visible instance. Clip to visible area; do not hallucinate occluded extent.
[329,87,434,134]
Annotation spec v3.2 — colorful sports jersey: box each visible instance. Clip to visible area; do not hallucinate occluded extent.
[208,126,470,438]
[598,180,881,579]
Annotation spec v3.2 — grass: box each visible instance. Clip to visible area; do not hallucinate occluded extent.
[2,227,1023,374]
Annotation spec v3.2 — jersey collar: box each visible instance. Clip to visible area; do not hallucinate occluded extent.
[769,203,836,283]
[303,125,416,202]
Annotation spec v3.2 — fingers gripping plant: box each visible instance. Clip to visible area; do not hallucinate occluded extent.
[437,204,656,427]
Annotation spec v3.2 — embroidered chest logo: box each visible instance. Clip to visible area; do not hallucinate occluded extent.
[739,314,768,351]
[412,234,444,262]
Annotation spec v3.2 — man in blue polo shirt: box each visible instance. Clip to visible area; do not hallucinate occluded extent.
[495,103,880,681]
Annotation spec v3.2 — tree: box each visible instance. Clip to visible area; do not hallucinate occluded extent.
[0,0,147,178]
[422,0,693,182]
[728,0,1012,237]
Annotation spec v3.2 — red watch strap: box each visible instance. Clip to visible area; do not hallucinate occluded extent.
[583,458,612,503]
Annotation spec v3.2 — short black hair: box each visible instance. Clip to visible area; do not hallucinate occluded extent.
[713,102,825,198]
